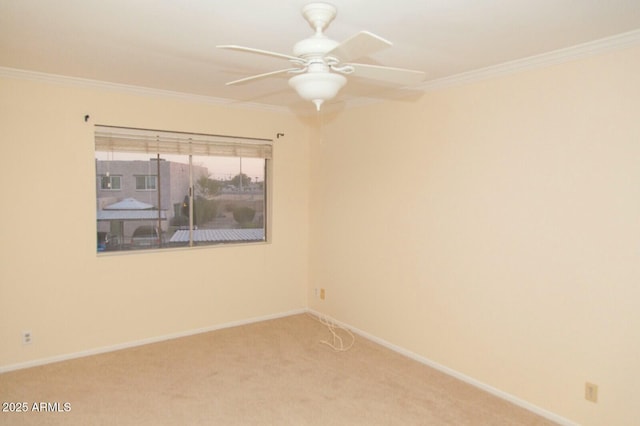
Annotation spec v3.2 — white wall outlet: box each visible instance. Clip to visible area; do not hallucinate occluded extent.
[22,331,33,345]
[585,382,598,403]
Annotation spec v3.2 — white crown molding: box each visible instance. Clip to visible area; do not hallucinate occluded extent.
[420,28,640,91]
[0,66,290,114]
[2,29,639,110]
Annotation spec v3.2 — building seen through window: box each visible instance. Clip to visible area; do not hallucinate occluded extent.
[95,126,271,253]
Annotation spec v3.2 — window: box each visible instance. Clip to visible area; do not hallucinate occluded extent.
[100,175,121,190]
[135,175,157,190]
[95,126,272,253]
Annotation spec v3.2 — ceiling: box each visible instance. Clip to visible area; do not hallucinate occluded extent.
[2,0,640,113]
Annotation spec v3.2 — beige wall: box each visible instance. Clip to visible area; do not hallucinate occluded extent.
[2,43,639,425]
[0,77,310,368]
[309,46,640,425]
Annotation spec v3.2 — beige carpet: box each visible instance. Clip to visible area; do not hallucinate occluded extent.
[0,314,557,425]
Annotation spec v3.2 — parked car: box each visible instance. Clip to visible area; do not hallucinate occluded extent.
[131,225,163,249]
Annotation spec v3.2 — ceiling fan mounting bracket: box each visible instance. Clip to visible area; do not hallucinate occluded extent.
[324,56,339,66]
[331,64,354,74]
[301,3,337,34]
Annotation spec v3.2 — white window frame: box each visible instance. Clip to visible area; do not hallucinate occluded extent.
[99,174,121,190]
[95,125,273,253]
[135,175,157,191]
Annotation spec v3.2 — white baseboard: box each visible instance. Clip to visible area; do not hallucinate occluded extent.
[1,307,576,425]
[0,308,306,374]
[307,309,577,426]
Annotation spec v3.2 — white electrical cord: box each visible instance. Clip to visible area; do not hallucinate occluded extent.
[309,313,355,352]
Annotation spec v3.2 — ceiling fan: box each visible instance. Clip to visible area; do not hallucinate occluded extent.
[218,2,426,110]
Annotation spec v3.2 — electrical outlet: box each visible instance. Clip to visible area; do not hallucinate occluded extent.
[314,288,319,297]
[320,288,325,300]
[22,331,33,345]
[585,382,598,403]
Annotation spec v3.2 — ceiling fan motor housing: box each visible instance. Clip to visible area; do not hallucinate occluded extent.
[293,36,339,59]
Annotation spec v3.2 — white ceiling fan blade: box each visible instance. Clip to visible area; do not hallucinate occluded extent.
[327,31,392,62]
[225,68,303,86]
[217,45,303,64]
[346,63,426,85]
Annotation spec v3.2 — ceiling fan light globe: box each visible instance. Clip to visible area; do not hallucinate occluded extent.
[288,72,347,109]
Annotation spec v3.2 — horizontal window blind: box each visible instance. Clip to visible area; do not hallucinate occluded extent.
[95,125,272,159]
